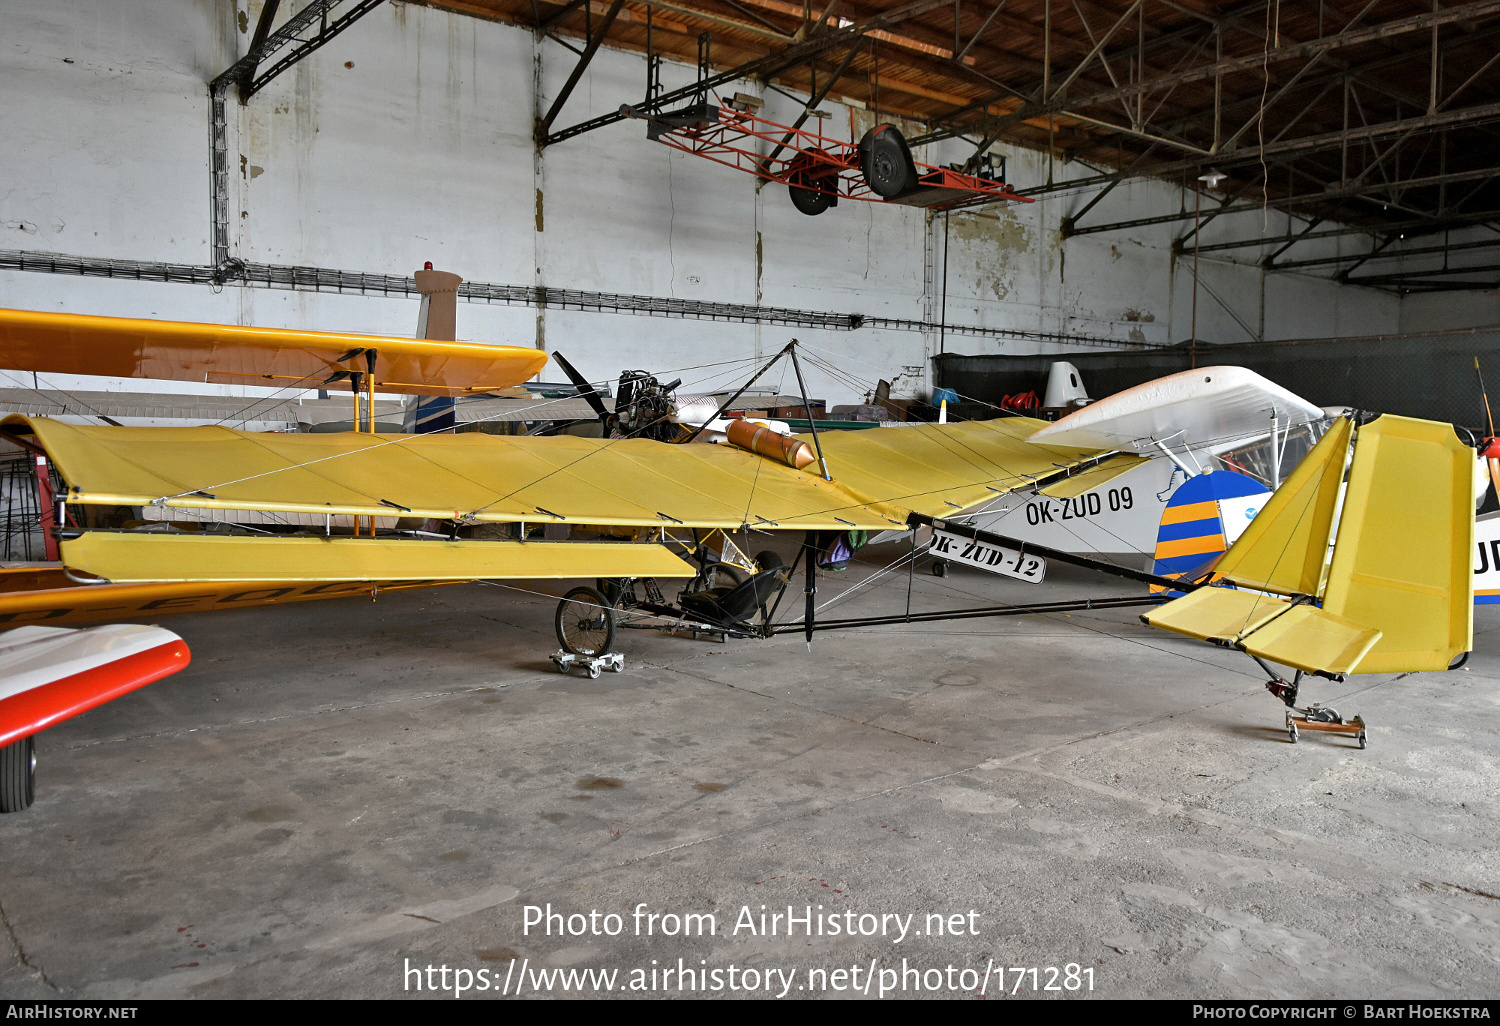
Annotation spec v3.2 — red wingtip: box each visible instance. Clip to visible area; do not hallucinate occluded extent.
[0,639,190,748]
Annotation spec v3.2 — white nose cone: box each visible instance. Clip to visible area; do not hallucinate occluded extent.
[1043,361,1089,409]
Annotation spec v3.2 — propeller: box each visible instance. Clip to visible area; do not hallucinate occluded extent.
[550,351,612,423]
[549,352,686,442]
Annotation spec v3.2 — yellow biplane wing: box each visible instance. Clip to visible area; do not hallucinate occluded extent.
[0,566,470,627]
[14,415,1120,584]
[28,417,1117,530]
[0,308,548,397]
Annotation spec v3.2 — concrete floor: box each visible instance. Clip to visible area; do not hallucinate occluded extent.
[2,548,1499,1000]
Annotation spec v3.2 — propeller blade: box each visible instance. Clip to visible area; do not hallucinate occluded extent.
[551,351,611,421]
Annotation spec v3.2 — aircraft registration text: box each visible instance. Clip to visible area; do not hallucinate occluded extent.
[931,530,1046,583]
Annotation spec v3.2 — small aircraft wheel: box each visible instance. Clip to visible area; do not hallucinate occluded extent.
[1288,722,1299,744]
[931,559,949,577]
[555,586,616,657]
[0,736,36,813]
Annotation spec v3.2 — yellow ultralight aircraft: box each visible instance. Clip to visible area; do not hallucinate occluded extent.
[0,293,1478,806]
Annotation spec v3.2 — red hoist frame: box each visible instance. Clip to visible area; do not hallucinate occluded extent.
[626,101,1033,215]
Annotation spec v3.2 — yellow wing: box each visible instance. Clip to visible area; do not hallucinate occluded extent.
[799,418,1130,515]
[30,417,1118,531]
[19,415,1120,583]
[28,419,906,531]
[0,308,548,397]
[0,567,466,627]
[59,535,697,585]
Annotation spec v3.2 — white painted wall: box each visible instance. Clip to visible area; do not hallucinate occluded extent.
[0,0,1492,408]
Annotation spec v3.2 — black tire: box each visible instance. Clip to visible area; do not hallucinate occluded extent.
[691,561,746,593]
[859,125,916,198]
[0,736,35,813]
[787,150,838,215]
[931,559,949,577]
[789,183,835,215]
[555,587,616,656]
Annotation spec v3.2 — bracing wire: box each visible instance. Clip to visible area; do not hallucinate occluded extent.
[147,351,772,506]
[2,370,127,426]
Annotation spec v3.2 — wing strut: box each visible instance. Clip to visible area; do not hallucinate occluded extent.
[681,341,796,444]
[787,343,831,481]
[803,535,817,645]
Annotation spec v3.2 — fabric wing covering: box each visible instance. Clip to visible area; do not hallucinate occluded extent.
[795,418,1120,515]
[28,417,1114,532]
[1144,413,1473,676]
[58,536,700,584]
[1036,455,1150,499]
[1208,415,1351,597]
[1139,568,1382,676]
[1320,415,1474,673]
[0,308,549,397]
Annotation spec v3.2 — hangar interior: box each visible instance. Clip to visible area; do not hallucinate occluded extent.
[2,0,1500,1001]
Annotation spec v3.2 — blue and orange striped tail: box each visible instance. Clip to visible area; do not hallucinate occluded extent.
[1151,470,1271,597]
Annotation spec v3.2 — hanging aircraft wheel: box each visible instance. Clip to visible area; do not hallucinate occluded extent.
[788,182,835,216]
[787,150,838,216]
[555,587,616,657]
[0,736,35,813]
[931,559,949,577]
[859,126,916,197]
